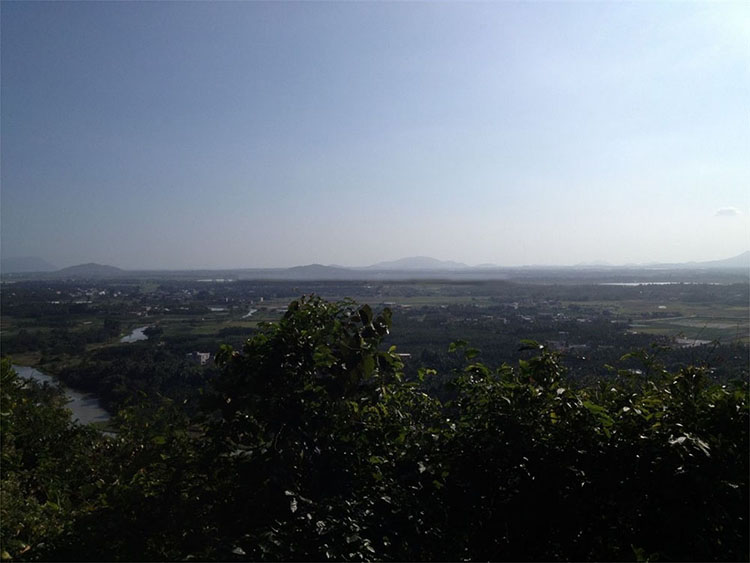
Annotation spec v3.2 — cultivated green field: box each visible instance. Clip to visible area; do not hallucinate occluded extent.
[563,300,749,344]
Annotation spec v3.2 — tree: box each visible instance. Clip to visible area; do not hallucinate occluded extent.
[1,297,747,561]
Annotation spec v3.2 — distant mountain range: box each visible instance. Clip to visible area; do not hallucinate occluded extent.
[648,251,750,270]
[2,252,747,280]
[354,253,748,272]
[54,263,125,277]
[1,256,57,274]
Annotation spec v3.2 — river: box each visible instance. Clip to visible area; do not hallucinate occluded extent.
[13,365,110,425]
[120,326,149,343]
[598,282,723,286]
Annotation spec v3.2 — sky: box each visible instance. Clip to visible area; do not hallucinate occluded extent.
[1,1,748,270]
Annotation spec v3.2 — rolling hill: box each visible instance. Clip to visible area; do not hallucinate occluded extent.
[54,263,125,278]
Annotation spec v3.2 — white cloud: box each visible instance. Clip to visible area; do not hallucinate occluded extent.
[715,207,741,217]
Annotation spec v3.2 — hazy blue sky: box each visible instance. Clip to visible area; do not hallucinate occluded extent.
[2,1,748,269]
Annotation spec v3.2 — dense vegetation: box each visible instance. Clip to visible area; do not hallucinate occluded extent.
[2,278,747,421]
[2,297,747,561]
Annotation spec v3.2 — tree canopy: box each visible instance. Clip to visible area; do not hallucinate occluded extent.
[1,296,748,561]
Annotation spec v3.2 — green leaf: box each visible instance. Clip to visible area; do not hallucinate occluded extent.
[449,340,468,353]
[465,347,480,360]
[360,355,375,378]
[583,400,614,427]
[358,304,373,325]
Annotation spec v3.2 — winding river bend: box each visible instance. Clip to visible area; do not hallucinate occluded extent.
[120,326,149,343]
[13,365,110,425]
[12,327,149,427]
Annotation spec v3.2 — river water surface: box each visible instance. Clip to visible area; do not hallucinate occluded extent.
[13,365,110,425]
[120,326,149,343]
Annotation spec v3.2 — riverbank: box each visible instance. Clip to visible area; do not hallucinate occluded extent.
[13,365,111,426]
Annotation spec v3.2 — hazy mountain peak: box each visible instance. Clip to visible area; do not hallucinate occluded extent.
[55,263,125,277]
[647,251,750,270]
